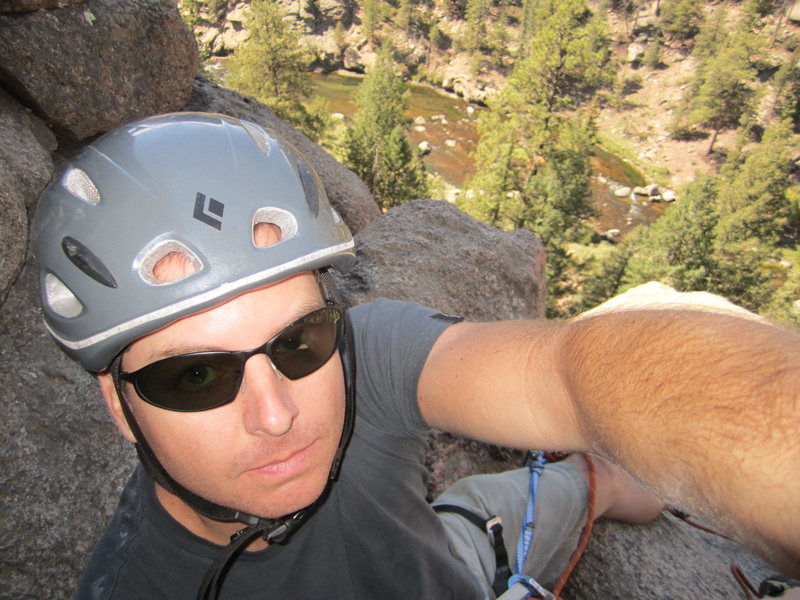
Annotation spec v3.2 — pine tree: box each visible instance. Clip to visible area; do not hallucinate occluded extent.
[206,0,228,23]
[520,0,537,48]
[691,32,759,154]
[487,7,511,69]
[744,0,779,21]
[610,0,642,40]
[344,45,428,210]
[642,40,662,68]
[774,51,800,131]
[225,0,329,141]
[397,0,413,31]
[506,0,609,132]
[372,125,428,207]
[689,124,793,312]
[693,7,728,63]
[459,0,609,316]
[333,21,346,55]
[178,0,202,29]
[660,0,703,40]
[716,121,796,246]
[763,247,800,325]
[463,0,490,54]
[461,0,608,231]
[577,242,635,312]
[622,177,720,291]
[363,0,380,44]
[618,122,798,317]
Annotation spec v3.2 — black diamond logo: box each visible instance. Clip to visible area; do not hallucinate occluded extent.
[193,192,224,230]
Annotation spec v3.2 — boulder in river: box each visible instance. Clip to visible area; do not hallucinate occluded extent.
[614,186,632,198]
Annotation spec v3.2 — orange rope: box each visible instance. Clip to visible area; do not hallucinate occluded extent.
[669,509,732,541]
[551,453,597,599]
[730,564,758,600]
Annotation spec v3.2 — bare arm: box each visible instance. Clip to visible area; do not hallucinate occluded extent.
[418,309,800,574]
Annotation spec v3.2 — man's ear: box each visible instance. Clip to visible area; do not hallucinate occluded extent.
[97,372,137,444]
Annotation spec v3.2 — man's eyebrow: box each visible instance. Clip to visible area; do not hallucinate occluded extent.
[139,298,328,365]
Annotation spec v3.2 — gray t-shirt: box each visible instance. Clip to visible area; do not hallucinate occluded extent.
[76,299,484,599]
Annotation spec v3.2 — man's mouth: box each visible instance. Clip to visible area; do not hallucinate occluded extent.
[246,441,317,477]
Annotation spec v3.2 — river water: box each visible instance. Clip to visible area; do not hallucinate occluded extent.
[310,72,478,188]
[311,71,663,235]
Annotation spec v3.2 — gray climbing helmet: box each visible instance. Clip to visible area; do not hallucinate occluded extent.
[33,112,355,372]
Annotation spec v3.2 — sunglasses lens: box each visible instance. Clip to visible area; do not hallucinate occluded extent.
[123,306,344,411]
[134,354,243,411]
[270,307,342,380]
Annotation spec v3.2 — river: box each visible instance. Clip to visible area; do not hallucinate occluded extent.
[310,72,478,189]
[311,71,664,235]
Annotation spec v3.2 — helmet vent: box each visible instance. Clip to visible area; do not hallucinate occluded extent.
[240,121,271,155]
[63,167,101,205]
[253,207,297,246]
[45,273,84,318]
[296,160,321,217]
[62,236,117,288]
[138,240,202,285]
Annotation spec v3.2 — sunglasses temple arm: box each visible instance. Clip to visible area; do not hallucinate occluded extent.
[330,311,356,480]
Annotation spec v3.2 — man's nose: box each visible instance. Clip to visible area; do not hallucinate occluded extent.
[240,355,299,437]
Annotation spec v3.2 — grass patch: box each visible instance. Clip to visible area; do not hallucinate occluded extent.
[591,142,647,187]
[596,132,671,186]
[566,241,618,263]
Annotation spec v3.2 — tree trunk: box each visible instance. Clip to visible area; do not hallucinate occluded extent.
[706,128,719,155]
[631,7,641,39]
[773,0,790,40]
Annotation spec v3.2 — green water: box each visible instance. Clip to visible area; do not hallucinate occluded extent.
[310,72,479,187]
[310,71,661,233]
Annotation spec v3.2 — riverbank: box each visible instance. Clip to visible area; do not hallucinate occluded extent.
[308,69,667,235]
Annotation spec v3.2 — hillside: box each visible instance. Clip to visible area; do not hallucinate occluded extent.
[597,2,797,188]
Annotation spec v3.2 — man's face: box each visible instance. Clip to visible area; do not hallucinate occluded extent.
[106,272,346,520]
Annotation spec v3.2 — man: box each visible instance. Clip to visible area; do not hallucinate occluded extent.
[33,113,798,599]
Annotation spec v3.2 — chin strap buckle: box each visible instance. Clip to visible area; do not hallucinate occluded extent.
[265,509,308,544]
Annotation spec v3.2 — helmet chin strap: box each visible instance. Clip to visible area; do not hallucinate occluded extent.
[108,295,356,600]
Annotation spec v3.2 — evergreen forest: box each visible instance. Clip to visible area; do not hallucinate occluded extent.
[180,0,800,325]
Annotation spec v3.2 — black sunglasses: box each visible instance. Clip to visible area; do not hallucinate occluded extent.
[119,306,344,412]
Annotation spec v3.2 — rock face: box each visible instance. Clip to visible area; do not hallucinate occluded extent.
[336,198,545,324]
[565,515,774,600]
[0,89,55,305]
[0,0,198,139]
[580,280,768,323]
[0,264,136,600]
[0,0,84,11]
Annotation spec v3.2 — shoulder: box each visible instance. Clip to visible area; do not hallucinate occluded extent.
[347,299,463,373]
[75,469,147,600]
[346,299,463,435]
[75,467,205,600]
[347,298,462,337]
